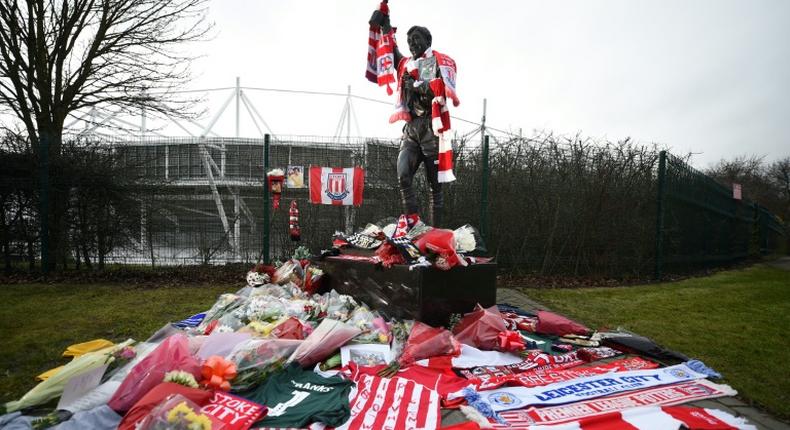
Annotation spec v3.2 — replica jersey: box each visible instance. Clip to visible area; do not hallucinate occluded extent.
[243,363,353,429]
[336,363,442,430]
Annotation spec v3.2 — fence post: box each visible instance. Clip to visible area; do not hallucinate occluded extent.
[263,134,270,264]
[480,135,490,244]
[654,150,667,280]
[757,204,766,255]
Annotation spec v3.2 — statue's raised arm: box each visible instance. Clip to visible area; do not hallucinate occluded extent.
[369,2,404,66]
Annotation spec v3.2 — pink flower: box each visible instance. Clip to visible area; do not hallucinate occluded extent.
[118,346,136,360]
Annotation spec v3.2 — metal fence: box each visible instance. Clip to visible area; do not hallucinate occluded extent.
[1,133,786,277]
[654,151,786,278]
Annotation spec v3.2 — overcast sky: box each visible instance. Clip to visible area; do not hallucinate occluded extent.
[53,1,790,167]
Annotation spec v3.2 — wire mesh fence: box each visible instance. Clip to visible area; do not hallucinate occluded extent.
[1,132,786,277]
[655,151,787,276]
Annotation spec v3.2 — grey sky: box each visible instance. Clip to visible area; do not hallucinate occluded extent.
[182,0,790,168]
[5,0,787,168]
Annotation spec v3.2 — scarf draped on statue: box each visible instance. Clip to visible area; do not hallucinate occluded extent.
[365,2,459,183]
[366,1,396,93]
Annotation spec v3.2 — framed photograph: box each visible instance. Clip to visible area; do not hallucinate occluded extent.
[340,344,391,367]
[286,165,305,189]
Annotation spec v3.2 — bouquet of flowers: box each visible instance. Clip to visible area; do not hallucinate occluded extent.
[247,284,287,299]
[399,321,461,365]
[281,298,318,321]
[227,338,303,392]
[239,320,280,337]
[380,321,460,376]
[414,228,467,270]
[288,319,362,367]
[199,294,246,332]
[302,265,324,295]
[452,305,508,351]
[292,245,312,261]
[269,317,306,340]
[316,290,358,321]
[109,334,201,414]
[272,259,304,285]
[387,320,413,365]
[240,296,287,323]
[137,394,222,430]
[347,306,390,344]
[163,370,199,388]
[453,224,484,254]
[3,339,135,413]
[245,270,270,288]
[100,344,138,383]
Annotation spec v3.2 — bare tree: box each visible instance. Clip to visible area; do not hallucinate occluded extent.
[767,158,790,203]
[0,0,210,271]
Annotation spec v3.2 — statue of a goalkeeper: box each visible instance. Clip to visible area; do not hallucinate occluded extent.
[367,1,459,228]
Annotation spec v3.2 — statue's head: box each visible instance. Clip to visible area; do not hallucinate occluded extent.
[407,26,432,58]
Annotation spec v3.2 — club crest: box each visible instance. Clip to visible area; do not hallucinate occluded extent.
[488,392,521,407]
[664,368,690,379]
[326,172,349,200]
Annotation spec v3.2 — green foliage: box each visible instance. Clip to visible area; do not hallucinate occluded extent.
[521,265,790,420]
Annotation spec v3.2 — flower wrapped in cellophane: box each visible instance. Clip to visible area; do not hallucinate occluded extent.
[302,265,324,295]
[399,321,461,365]
[288,319,361,367]
[109,334,201,414]
[238,295,286,323]
[198,294,246,333]
[247,283,296,299]
[379,321,460,377]
[272,259,304,285]
[387,320,414,363]
[316,290,358,321]
[137,394,224,430]
[347,306,391,344]
[2,339,135,413]
[227,338,303,393]
[452,304,508,351]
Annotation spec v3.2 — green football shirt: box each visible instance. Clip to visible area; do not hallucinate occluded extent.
[245,363,353,428]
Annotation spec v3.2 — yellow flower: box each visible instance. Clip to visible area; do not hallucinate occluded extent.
[167,401,194,422]
[189,414,213,430]
[164,370,199,388]
[246,321,271,335]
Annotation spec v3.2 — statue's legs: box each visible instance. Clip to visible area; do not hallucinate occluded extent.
[424,156,443,227]
[397,142,421,216]
[397,117,443,226]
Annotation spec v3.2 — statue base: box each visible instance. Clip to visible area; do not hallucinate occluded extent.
[318,256,497,327]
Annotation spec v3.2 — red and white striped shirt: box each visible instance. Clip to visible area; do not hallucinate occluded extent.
[335,363,441,430]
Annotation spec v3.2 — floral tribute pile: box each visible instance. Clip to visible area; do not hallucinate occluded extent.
[329,217,491,271]
[1,248,756,429]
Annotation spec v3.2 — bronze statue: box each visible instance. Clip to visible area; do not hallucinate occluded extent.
[369,7,459,228]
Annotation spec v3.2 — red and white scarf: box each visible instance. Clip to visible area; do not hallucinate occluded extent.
[366,1,395,92]
[493,379,738,428]
[389,49,459,183]
[493,406,756,430]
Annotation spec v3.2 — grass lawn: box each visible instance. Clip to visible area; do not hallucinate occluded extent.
[0,283,233,407]
[1,265,788,421]
[520,264,790,421]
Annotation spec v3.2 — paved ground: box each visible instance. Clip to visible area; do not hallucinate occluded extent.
[493,287,790,430]
[766,256,790,271]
